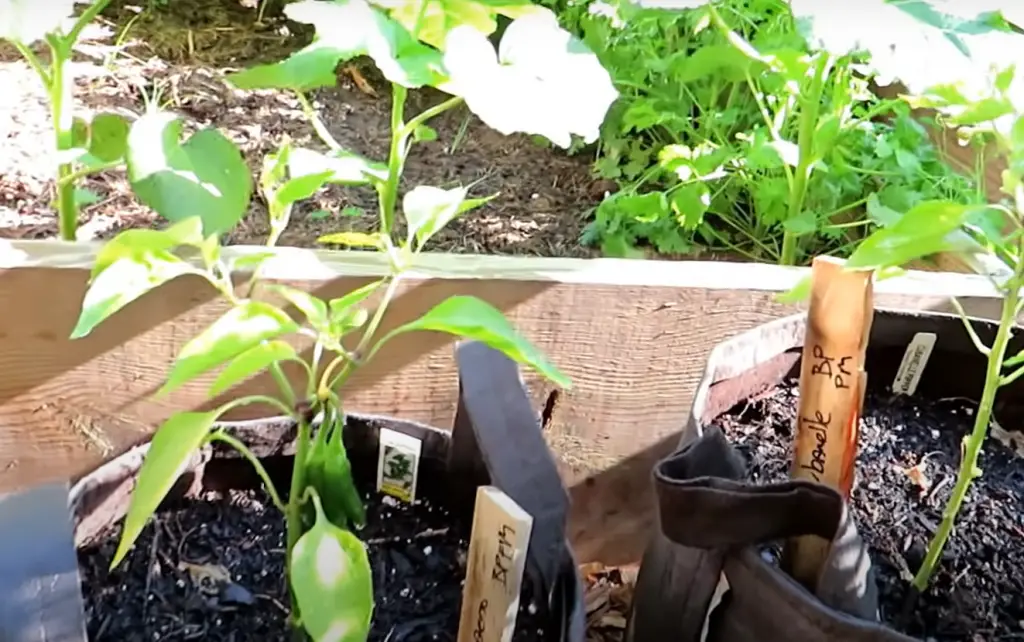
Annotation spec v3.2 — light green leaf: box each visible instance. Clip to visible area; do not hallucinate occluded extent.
[88,112,130,163]
[317,231,385,248]
[90,217,206,277]
[403,185,468,248]
[291,488,373,642]
[441,11,617,148]
[273,171,334,213]
[111,410,221,568]
[71,254,201,340]
[267,284,329,329]
[230,251,277,273]
[73,188,100,207]
[288,147,388,186]
[385,295,570,388]
[209,340,299,397]
[846,200,979,270]
[412,124,438,142]
[127,110,252,236]
[245,0,448,90]
[670,183,710,230]
[776,274,812,305]
[1,0,78,44]
[783,211,818,236]
[371,0,545,50]
[328,280,382,337]
[160,301,300,395]
[227,41,347,92]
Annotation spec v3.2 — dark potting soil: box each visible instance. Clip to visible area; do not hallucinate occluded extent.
[710,379,1024,641]
[79,474,555,642]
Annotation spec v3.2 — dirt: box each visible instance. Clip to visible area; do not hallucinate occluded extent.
[581,562,635,642]
[79,477,558,641]
[710,379,1024,641]
[0,0,611,256]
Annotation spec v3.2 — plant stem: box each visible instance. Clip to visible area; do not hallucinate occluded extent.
[911,267,1023,591]
[285,417,313,625]
[47,39,77,241]
[780,53,831,266]
[208,431,286,512]
[379,86,408,236]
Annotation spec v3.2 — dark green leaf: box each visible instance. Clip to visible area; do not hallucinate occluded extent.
[227,42,346,92]
[160,301,300,396]
[127,111,252,235]
[111,411,220,568]
[88,112,130,163]
[385,295,570,388]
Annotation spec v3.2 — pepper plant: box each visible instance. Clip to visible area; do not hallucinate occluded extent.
[1,0,128,240]
[68,0,615,639]
[780,2,1024,596]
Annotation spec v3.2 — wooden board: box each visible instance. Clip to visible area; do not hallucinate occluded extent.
[0,241,1014,563]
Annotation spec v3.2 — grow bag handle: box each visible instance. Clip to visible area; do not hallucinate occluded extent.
[449,340,573,605]
[632,426,915,642]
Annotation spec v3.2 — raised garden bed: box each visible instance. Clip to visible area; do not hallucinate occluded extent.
[629,309,1024,641]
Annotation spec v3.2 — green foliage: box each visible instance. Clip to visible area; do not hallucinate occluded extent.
[69,1,610,639]
[547,0,986,265]
[1,0,119,240]
[778,5,1024,598]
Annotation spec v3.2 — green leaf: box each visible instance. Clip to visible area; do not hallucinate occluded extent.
[290,487,373,642]
[274,172,333,212]
[776,274,812,305]
[73,188,100,207]
[846,200,979,270]
[288,147,388,186]
[267,284,329,329]
[403,185,469,248]
[127,110,252,236]
[670,184,710,230]
[90,217,206,277]
[328,280,381,337]
[783,211,818,236]
[1,0,78,44]
[385,295,570,388]
[441,11,617,148]
[88,112,131,163]
[317,231,385,248]
[111,410,221,568]
[246,0,448,91]
[372,0,545,50]
[412,124,438,142]
[160,301,300,396]
[71,254,201,340]
[209,340,299,397]
[227,42,347,92]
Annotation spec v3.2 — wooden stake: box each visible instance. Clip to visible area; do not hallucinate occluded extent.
[457,486,533,642]
[782,255,874,590]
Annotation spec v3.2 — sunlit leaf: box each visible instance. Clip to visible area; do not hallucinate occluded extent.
[267,284,329,330]
[290,487,373,642]
[160,301,299,395]
[441,11,617,148]
[209,340,299,397]
[385,295,570,388]
[845,200,980,270]
[288,147,388,186]
[90,217,206,277]
[371,0,544,50]
[317,231,385,248]
[403,185,471,248]
[127,111,252,235]
[0,0,78,44]
[110,410,220,568]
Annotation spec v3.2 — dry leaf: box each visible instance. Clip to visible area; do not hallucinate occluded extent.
[896,460,931,493]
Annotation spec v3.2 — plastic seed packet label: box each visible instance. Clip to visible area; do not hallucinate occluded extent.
[892,332,937,396]
[377,428,422,503]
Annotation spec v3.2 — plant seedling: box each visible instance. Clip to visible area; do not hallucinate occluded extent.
[68,0,615,639]
[781,9,1024,595]
[1,0,132,240]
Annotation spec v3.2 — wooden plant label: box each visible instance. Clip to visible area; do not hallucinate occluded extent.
[457,486,533,642]
[891,332,937,396]
[376,428,422,503]
[783,255,874,590]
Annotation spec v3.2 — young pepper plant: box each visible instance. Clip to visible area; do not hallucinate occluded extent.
[0,0,134,241]
[68,1,615,640]
[781,55,1024,595]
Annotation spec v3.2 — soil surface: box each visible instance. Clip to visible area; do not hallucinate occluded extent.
[79,479,556,642]
[0,0,610,256]
[711,379,1024,641]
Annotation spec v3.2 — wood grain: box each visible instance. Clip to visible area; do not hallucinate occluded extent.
[0,242,1014,563]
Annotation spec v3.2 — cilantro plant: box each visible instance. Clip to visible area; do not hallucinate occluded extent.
[556,0,981,264]
[1,0,131,240]
[68,0,615,639]
[782,1,1024,595]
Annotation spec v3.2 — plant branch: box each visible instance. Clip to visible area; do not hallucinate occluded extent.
[328,275,402,392]
[379,86,408,236]
[66,0,114,45]
[1000,362,1024,387]
[295,91,342,151]
[950,297,992,356]
[284,417,313,626]
[400,96,464,140]
[13,41,51,87]
[220,394,295,418]
[58,159,123,186]
[208,431,286,512]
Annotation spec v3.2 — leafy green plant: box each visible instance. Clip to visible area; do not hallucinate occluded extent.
[68,0,615,639]
[781,1,1024,596]
[1,0,131,240]
[556,0,983,264]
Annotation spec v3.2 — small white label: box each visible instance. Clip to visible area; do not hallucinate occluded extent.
[892,332,937,396]
[377,428,422,503]
[699,572,731,642]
